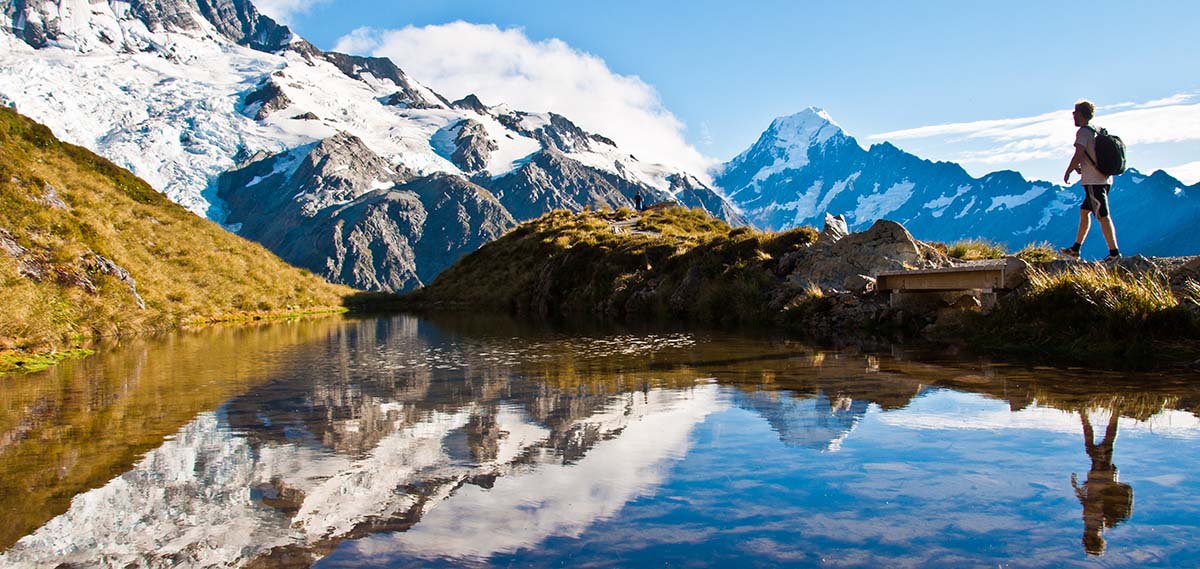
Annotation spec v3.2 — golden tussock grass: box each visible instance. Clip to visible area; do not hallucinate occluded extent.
[0,107,354,359]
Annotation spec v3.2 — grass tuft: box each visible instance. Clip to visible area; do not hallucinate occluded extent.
[945,239,1007,260]
[1015,241,1058,263]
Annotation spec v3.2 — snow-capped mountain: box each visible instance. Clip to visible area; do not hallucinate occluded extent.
[717,107,1200,258]
[0,0,743,291]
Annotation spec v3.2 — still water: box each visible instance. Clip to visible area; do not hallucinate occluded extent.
[1,314,1199,568]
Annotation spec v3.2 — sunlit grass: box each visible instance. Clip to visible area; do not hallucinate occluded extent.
[0,107,354,356]
[945,238,1007,260]
[1015,241,1058,263]
[409,206,818,325]
[973,264,1198,365]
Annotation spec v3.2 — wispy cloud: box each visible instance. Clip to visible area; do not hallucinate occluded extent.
[332,23,717,179]
[868,94,1200,169]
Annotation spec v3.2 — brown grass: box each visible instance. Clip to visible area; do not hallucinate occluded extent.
[0,107,354,356]
[407,207,818,325]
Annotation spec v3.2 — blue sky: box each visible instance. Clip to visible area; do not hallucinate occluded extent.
[262,0,1200,183]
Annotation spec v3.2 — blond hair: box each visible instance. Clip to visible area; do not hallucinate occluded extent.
[1075,100,1095,121]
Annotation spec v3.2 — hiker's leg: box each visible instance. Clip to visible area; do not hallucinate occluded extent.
[1098,215,1119,251]
[1075,209,1091,244]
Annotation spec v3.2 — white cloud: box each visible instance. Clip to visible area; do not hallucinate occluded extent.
[253,0,327,24]
[1166,160,1200,185]
[867,94,1200,179]
[332,22,717,179]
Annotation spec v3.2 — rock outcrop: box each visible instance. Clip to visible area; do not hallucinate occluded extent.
[781,217,951,292]
[448,119,497,173]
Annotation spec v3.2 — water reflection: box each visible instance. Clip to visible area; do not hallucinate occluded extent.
[0,314,1198,567]
[734,390,871,451]
[1072,408,1133,556]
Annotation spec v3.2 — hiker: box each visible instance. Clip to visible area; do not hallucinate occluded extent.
[1071,408,1134,556]
[1061,100,1120,261]
[633,190,644,212]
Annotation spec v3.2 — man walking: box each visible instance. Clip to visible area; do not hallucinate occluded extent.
[1061,100,1120,261]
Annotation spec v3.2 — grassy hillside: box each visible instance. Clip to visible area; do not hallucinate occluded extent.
[0,107,353,359]
[405,206,818,324]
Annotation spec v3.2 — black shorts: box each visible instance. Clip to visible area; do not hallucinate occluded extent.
[1080,184,1111,217]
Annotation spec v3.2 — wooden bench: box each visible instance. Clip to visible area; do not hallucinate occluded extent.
[876,258,1028,310]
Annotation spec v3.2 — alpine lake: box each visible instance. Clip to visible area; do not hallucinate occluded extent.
[1,313,1199,568]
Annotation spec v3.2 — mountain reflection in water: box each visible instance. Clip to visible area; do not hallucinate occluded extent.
[1,314,1198,568]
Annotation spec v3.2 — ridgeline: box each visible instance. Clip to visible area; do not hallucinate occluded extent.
[0,108,354,372]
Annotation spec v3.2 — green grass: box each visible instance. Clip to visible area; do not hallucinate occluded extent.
[0,107,356,358]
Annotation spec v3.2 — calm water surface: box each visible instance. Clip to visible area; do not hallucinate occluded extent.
[1,314,1199,568]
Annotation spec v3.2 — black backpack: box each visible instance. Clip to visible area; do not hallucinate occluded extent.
[1087,125,1127,177]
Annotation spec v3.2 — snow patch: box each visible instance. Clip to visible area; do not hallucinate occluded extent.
[923,184,972,218]
[955,196,977,219]
[815,171,861,216]
[852,181,915,224]
[986,185,1049,213]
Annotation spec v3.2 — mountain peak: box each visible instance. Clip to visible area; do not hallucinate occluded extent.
[766,107,844,148]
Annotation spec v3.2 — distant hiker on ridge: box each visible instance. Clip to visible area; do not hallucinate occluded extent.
[1061,100,1121,261]
[634,190,644,212]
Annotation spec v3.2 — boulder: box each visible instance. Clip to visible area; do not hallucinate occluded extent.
[818,213,849,244]
[783,219,950,292]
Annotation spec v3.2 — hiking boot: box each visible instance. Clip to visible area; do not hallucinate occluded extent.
[1103,253,1122,262]
[1058,246,1081,259]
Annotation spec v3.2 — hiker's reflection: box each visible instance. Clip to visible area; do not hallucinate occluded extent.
[1071,408,1134,556]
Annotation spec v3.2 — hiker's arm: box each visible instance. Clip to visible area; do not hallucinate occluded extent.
[1063,145,1086,184]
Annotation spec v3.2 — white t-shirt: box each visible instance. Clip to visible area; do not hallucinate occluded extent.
[1076,126,1113,185]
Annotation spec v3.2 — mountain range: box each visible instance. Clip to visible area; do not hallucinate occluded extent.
[2,0,1196,295]
[717,107,1200,259]
[1,0,742,291]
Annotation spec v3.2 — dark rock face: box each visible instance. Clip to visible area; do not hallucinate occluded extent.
[289,175,514,291]
[7,0,294,52]
[192,0,291,52]
[487,148,657,220]
[450,94,489,114]
[219,135,513,291]
[241,80,290,120]
[448,120,497,173]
